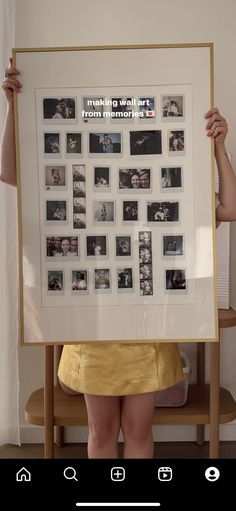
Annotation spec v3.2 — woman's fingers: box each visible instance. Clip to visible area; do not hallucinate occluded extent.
[1,77,22,92]
[207,119,227,135]
[5,67,20,78]
[205,113,226,130]
[208,126,226,139]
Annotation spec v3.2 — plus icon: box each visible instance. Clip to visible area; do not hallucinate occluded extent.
[111,467,125,481]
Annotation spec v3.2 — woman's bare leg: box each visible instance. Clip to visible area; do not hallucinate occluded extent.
[84,394,121,459]
[121,392,156,458]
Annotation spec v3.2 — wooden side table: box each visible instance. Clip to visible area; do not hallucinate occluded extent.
[25,309,236,459]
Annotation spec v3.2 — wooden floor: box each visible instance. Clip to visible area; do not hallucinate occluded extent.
[1,441,236,458]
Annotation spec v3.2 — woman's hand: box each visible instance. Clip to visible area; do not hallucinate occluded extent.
[1,58,22,103]
[205,107,228,149]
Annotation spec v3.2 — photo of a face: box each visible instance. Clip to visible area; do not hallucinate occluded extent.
[89,132,122,154]
[138,97,155,119]
[94,167,110,190]
[168,130,185,154]
[43,97,76,121]
[93,201,115,223]
[116,236,132,257]
[46,200,67,223]
[86,236,107,257]
[72,165,85,182]
[44,133,60,154]
[117,268,133,289]
[47,270,64,291]
[161,167,182,189]
[45,165,66,189]
[111,97,134,119]
[66,133,81,154]
[72,270,88,292]
[163,236,183,256]
[94,269,110,290]
[147,201,179,222]
[83,97,105,122]
[119,168,151,190]
[162,95,184,120]
[46,236,79,257]
[123,201,138,221]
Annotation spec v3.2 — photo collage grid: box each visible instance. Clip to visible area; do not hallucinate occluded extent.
[39,92,188,297]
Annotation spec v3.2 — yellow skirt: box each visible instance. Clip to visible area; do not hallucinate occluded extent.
[58,342,184,396]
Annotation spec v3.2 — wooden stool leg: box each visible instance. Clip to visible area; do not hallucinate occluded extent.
[44,346,54,459]
[196,343,205,445]
[55,345,64,448]
[209,340,220,458]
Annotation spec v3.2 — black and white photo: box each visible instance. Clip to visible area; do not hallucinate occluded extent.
[89,132,122,154]
[82,97,105,122]
[93,201,115,223]
[166,269,186,290]
[45,165,66,189]
[116,236,132,257]
[44,132,60,155]
[123,201,138,221]
[140,280,153,296]
[73,181,86,197]
[66,133,82,155]
[73,198,86,213]
[117,268,133,290]
[73,213,86,229]
[138,97,156,119]
[163,235,184,256]
[147,201,179,222]
[168,130,185,154]
[47,270,64,293]
[72,164,86,182]
[111,97,134,119]
[130,130,162,155]
[140,264,152,281]
[118,168,151,190]
[46,200,67,224]
[43,97,76,122]
[71,270,88,293]
[86,236,107,257]
[46,236,79,257]
[94,269,110,290]
[94,167,110,190]
[162,95,184,120]
[161,166,182,189]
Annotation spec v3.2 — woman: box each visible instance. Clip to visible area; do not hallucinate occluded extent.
[1,62,236,459]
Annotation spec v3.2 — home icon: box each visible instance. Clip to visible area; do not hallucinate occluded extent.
[16,467,31,482]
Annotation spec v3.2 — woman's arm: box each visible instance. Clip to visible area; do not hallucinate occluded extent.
[0,60,22,186]
[205,108,236,221]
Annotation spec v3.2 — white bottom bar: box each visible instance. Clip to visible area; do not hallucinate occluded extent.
[75,504,161,508]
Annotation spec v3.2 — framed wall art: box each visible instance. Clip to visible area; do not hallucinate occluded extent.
[13,43,218,344]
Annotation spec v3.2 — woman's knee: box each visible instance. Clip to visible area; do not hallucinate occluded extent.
[121,418,152,443]
[88,417,120,445]
[58,378,80,395]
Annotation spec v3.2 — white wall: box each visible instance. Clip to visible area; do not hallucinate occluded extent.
[16,0,236,443]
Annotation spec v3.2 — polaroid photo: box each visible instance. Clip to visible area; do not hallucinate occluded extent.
[161,95,185,121]
[73,213,86,229]
[137,96,156,122]
[115,235,132,259]
[46,235,79,260]
[82,97,105,123]
[165,268,187,294]
[117,267,134,292]
[66,132,82,157]
[110,96,135,123]
[72,164,86,182]
[160,166,183,191]
[94,166,110,192]
[93,201,115,224]
[44,132,61,157]
[45,165,67,191]
[71,269,89,295]
[162,235,184,259]
[139,245,152,264]
[89,132,122,156]
[73,181,86,197]
[139,231,152,248]
[118,168,151,192]
[94,268,111,293]
[43,97,77,123]
[122,200,139,222]
[45,199,68,225]
[47,269,64,295]
[86,235,108,259]
[130,130,162,156]
[168,130,185,156]
[147,201,180,224]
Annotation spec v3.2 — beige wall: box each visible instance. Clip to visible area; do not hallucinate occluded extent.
[16,0,236,442]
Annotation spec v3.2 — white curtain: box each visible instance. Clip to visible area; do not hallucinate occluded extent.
[0,0,20,445]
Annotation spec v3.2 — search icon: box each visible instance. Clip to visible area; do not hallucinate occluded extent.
[63,466,78,482]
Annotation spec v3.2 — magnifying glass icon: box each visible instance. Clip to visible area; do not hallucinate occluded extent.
[63,466,78,482]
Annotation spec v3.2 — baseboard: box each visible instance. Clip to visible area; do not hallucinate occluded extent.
[20,422,236,444]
